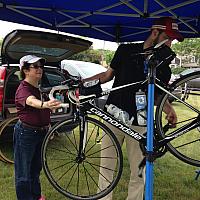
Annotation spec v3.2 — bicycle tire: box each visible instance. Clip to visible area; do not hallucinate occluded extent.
[155,71,200,166]
[0,119,8,162]
[42,116,123,200]
[0,117,18,164]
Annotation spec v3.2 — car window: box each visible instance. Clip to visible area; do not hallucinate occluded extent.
[180,68,200,76]
[180,69,194,76]
[9,44,69,57]
[8,68,65,88]
[4,70,21,104]
[43,71,65,87]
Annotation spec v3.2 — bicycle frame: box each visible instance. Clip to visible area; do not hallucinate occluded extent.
[45,41,200,161]
[75,79,200,155]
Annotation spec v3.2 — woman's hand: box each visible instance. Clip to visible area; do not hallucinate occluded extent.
[45,99,61,110]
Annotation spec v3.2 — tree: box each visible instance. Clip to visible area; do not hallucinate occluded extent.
[171,67,185,74]
[70,47,115,66]
[70,48,101,63]
[103,50,115,66]
[172,38,200,65]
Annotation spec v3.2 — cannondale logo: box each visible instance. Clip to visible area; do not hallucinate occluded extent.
[90,108,142,140]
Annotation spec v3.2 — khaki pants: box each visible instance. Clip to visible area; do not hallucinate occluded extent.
[98,122,146,200]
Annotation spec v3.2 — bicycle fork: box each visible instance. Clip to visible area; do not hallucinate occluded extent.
[76,114,87,163]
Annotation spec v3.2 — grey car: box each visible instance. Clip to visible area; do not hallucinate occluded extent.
[168,68,200,103]
[0,30,92,163]
[179,68,200,88]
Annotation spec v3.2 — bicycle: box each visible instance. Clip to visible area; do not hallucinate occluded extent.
[41,42,200,200]
[0,116,18,164]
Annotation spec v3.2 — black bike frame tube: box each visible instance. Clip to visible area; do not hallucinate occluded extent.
[156,117,200,148]
[83,102,146,144]
[155,83,200,114]
[78,111,85,157]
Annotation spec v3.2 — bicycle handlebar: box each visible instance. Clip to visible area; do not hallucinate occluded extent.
[46,83,97,107]
[48,85,70,108]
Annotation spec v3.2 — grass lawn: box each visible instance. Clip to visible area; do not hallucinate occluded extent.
[1,93,200,199]
[1,147,200,200]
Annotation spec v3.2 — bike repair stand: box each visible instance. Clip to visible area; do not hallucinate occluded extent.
[145,60,156,200]
[195,169,200,180]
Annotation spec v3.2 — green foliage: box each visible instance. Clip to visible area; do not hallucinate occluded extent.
[70,47,115,66]
[171,67,185,74]
[103,49,115,65]
[70,48,101,63]
[172,38,200,65]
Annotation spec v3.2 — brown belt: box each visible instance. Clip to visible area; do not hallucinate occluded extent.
[20,120,50,132]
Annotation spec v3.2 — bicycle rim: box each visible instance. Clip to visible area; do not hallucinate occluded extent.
[155,71,200,167]
[42,116,123,200]
[0,117,18,164]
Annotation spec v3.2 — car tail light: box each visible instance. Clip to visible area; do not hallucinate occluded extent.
[0,67,6,113]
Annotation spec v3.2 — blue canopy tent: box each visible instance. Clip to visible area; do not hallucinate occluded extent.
[0,1,199,200]
[0,0,199,42]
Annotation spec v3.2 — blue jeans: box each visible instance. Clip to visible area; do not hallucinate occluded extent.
[13,121,47,200]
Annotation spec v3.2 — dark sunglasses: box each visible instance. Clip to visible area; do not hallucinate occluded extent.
[30,64,44,69]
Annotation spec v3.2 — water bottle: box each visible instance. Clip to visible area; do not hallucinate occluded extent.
[135,89,147,126]
[105,104,134,126]
[55,92,63,113]
[55,92,61,101]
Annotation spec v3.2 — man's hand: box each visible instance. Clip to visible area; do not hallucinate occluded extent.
[163,100,177,127]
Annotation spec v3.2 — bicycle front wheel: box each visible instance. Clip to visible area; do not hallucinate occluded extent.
[155,71,200,166]
[42,116,123,200]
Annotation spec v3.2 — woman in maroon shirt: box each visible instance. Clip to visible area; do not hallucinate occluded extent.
[14,55,61,200]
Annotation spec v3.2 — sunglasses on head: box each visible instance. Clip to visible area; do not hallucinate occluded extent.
[30,63,44,69]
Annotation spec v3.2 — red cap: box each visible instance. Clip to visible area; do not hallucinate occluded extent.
[151,17,184,42]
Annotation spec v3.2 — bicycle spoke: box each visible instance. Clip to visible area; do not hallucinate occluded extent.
[48,146,76,155]
[83,162,91,196]
[77,164,80,195]
[72,130,78,150]
[66,165,79,189]
[84,123,99,150]
[82,162,100,189]
[86,144,117,157]
[65,131,79,151]
[174,138,200,149]
[50,160,75,171]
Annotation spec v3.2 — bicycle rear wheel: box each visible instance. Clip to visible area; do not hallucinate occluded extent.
[155,71,200,166]
[42,116,123,200]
